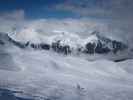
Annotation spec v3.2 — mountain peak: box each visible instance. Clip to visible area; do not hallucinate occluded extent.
[90,31,100,36]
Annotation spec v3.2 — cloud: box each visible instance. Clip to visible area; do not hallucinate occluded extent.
[53,0,133,20]
[13,18,127,42]
[0,10,25,33]
[0,10,25,20]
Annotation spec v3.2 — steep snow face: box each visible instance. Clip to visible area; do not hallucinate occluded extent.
[83,33,99,45]
[10,28,51,44]
[0,45,133,100]
[50,31,82,49]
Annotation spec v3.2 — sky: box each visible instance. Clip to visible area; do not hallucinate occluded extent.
[0,0,132,19]
[0,0,133,46]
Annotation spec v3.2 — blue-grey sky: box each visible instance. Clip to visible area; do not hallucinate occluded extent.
[0,0,77,19]
[0,0,132,19]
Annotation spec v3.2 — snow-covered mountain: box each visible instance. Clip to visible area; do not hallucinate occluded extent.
[0,31,131,61]
[1,31,133,100]
[83,31,128,54]
[0,31,128,52]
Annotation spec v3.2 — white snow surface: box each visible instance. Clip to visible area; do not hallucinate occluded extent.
[10,30,100,47]
[0,45,133,100]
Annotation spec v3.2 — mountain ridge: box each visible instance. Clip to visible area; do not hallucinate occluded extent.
[0,31,129,59]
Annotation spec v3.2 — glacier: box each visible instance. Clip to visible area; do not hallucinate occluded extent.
[0,32,133,100]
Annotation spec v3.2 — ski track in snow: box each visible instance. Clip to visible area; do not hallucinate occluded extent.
[0,46,133,100]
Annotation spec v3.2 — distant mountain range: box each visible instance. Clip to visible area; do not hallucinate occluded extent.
[0,31,129,56]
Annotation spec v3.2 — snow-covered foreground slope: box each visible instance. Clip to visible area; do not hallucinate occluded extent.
[0,46,133,100]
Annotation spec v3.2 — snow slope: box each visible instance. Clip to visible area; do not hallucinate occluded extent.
[0,44,133,100]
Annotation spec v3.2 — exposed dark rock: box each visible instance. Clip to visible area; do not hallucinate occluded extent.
[30,43,39,49]
[84,43,95,54]
[40,43,50,50]
[30,43,50,50]
[51,41,71,55]
[0,40,5,45]
[114,58,129,62]
[95,40,111,54]
[9,39,28,48]
[112,40,127,54]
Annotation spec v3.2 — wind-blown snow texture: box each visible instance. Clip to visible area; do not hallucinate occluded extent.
[0,31,133,100]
